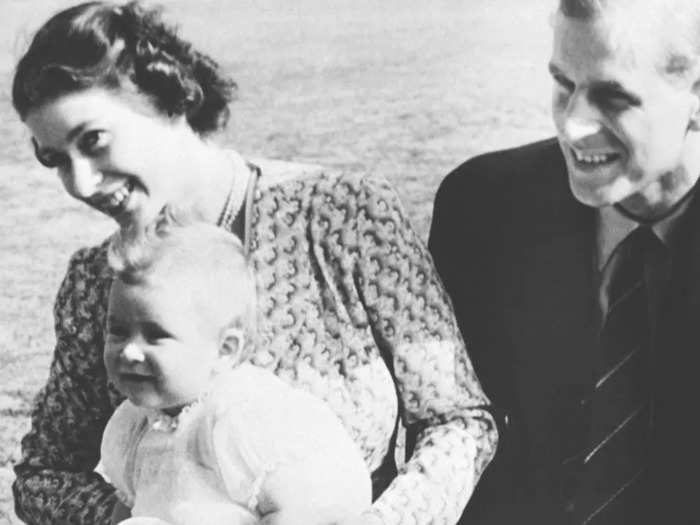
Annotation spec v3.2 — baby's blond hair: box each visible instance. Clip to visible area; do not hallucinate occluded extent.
[108,206,257,361]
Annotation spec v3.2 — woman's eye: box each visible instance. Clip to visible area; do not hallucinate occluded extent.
[32,141,68,169]
[78,130,110,155]
[36,151,69,169]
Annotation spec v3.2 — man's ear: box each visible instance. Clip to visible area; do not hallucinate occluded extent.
[689,77,700,131]
[220,326,245,362]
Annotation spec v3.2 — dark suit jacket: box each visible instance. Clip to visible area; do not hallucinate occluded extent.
[429,138,700,524]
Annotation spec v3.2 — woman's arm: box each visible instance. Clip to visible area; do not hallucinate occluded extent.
[13,245,120,525]
[349,176,498,524]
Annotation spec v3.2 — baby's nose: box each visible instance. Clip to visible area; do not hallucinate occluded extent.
[122,342,146,363]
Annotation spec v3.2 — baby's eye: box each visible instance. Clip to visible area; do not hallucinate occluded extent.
[142,323,173,344]
[106,324,128,339]
[78,130,110,155]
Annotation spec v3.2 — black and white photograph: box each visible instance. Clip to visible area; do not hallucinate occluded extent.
[2,1,695,524]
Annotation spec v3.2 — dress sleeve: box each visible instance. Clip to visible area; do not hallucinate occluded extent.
[12,245,120,525]
[349,176,498,524]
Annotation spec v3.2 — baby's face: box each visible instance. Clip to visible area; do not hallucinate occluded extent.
[104,276,222,415]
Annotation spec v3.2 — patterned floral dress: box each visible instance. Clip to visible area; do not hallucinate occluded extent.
[13,159,497,525]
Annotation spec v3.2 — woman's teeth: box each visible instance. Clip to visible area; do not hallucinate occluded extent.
[108,185,131,208]
[99,182,133,215]
[573,150,617,165]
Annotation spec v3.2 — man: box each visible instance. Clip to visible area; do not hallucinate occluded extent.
[429,0,700,523]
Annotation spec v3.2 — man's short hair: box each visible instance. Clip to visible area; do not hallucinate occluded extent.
[558,0,700,80]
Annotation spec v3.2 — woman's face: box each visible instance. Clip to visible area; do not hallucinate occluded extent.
[25,87,194,229]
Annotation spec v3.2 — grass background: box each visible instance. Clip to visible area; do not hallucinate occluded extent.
[0,1,555,522]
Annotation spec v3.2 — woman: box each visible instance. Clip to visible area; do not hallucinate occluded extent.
[11,2,497,524]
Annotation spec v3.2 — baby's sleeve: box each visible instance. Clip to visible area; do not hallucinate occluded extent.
[206,370,287,513]
[255,431,371,524]
[99,401,146,507]
[207,367,371,522]
[206,408,264,512]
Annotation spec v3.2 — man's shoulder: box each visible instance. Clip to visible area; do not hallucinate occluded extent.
[443,137,564,191]
[431,138,573,233]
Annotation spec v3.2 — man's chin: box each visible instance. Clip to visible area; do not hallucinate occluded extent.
[568,180,609,208]
[568,173,636,209]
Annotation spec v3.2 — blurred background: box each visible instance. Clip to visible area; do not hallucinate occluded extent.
[0,1,555,521]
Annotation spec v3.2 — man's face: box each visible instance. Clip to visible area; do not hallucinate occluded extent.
[550,11,698,215]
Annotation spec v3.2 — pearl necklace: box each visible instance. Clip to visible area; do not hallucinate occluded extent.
[216,153,250,231]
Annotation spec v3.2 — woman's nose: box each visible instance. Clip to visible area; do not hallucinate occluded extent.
[59,156,103,199]
[121,342,146,363]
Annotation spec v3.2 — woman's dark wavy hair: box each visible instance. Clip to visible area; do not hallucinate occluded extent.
[12,1,236,134]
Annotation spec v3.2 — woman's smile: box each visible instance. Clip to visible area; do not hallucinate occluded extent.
[88,179,136,219]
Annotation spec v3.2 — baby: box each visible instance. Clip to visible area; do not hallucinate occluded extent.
[100,213,370,525]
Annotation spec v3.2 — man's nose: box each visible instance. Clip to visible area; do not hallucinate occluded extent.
[562,93,603,143]
[59,156,103,199]
[121,342,146,363]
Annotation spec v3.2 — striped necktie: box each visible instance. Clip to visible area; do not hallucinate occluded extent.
[575,226,663,524]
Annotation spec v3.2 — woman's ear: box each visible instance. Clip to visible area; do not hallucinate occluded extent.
[219,326,245,362]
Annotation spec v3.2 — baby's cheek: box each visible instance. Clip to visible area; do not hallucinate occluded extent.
[103,349,118,378]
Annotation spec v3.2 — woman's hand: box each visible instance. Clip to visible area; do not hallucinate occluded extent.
[111,500,132,524]
[111,502,172,525]
[117,518,173,525]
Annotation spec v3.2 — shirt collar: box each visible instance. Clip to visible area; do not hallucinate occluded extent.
[596,197,691,271]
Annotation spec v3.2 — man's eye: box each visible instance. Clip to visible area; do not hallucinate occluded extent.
[601,93,635,110]
[78,130,110,155]
[592,87,641,110]
[552,73,575,92]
